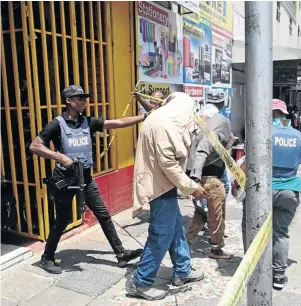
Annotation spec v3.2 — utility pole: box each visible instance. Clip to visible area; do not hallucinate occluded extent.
[245,1,273,305]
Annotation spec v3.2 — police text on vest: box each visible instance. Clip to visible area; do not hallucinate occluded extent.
[69,136,89,147]
[275,137,297,147]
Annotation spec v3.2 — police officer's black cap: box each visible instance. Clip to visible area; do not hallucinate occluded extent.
[62,85,90,99]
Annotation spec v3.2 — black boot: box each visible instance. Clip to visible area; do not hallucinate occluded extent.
[117,249,143,267]
[39,254,62,274]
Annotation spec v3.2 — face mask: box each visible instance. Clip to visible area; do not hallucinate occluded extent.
[272,118,291,127]
[219,107,225,114]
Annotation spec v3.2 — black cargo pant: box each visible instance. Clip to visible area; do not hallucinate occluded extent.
[44,177,124,257]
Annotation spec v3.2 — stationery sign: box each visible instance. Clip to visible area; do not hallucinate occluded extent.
[137,1,183,84]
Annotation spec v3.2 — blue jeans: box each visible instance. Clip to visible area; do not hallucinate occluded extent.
[200,169,229,209]
[221,169,229,195]
[133,188,191,286]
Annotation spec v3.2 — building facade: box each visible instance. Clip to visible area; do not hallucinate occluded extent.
[233,1,301,48]
[1,1,235,242]
[1,1,137,241]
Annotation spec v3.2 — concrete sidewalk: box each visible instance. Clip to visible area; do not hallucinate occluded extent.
[1,197,301,306]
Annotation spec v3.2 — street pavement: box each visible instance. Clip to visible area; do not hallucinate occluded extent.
[1,196,301,306]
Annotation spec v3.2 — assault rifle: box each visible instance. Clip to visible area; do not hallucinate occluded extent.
[43,158,86,216]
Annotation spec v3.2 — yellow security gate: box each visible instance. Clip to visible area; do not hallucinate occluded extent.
[1,1,116,240]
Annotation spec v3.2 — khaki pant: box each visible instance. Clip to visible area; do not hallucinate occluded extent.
[186,177,226,250]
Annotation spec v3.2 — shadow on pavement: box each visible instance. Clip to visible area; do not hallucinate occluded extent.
[215,257,242,276]
[186,219,243,278]
[31,249,135,275]
[121,210,150,230]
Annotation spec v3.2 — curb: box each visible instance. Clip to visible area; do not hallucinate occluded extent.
[0,247,33,271]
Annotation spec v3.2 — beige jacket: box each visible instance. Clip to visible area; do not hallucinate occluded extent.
[133,92,199,217]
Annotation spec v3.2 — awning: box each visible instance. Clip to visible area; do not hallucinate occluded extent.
[233,40,301,64]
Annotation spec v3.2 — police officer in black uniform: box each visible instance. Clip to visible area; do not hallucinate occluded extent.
[30,85,146,274]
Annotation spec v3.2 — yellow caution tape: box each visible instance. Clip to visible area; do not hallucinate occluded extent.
[100,97,133,159]
[136,92,246,190]
[100,81,146,159]
[218,212,272,306]
[193,113,246,190]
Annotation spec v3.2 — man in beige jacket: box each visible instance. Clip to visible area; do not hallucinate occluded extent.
[126,93,206,301]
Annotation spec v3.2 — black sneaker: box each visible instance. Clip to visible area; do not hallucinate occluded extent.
[39,255,62,274]
[126,276,167,301]
[117,249,143,268]
[172,267,204,289]
[273,276,288,290]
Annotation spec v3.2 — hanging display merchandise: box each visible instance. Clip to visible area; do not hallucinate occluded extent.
[137,1,183,84]
[183,18,212,85]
